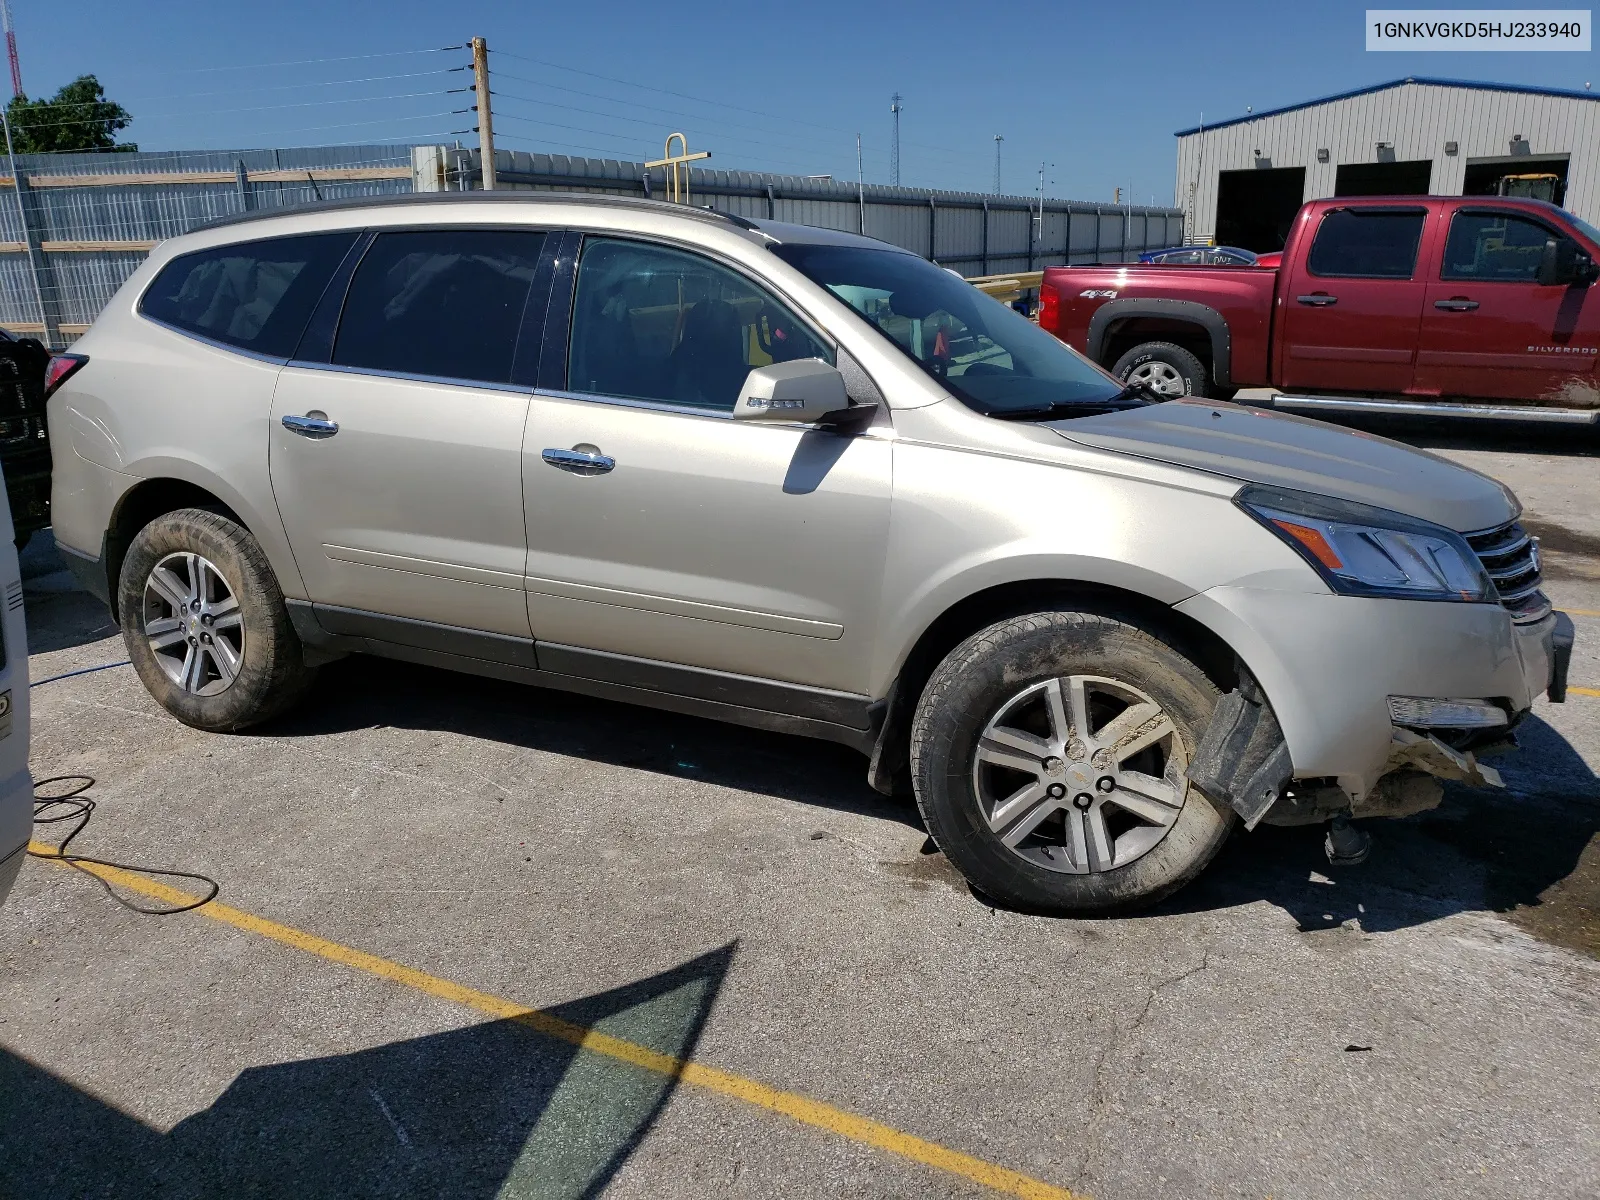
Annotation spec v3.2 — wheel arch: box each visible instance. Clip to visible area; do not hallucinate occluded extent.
[1086,299,1233,388]
[103,461,302,620]
[866,574,1245,795]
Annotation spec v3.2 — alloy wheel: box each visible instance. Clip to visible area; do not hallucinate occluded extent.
[972,675,1187,874]
[142,552,245,696]
[1125,361,1187,397]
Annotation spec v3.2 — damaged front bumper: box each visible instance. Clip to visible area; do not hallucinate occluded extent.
[1187,610,1573,830]
[1177,585,1574,829]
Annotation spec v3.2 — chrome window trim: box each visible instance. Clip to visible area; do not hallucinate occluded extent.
[284,358,533,395]
[533,385,739,421]
[136,314,292,366]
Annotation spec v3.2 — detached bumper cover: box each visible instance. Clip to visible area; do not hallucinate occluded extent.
[1175,587,1563,786]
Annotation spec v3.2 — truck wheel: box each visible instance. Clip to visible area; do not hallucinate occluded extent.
[1113,341,1209,399]
[909,610,1234,915]
[118,507,317,732]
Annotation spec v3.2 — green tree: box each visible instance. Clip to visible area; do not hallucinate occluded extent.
[5,75,134,154]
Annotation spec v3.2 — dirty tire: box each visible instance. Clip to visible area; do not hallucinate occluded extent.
[1112,340,1210,399]
[909,610,1233,915]
[119,507,316,732]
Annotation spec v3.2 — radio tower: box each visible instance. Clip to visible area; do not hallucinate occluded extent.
[1,0,20,98]
[889,92,902,186]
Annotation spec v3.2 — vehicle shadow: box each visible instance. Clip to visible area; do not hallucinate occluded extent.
[1156,714,1600,957]
[0,942,735,1199]
[19,530,119,655]
[268,658,1599,953]
[259,653,925,832]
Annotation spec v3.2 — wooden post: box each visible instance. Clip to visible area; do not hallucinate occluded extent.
[472,36,496,191]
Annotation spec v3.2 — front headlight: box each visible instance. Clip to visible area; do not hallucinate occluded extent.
[1238,485,1494,603]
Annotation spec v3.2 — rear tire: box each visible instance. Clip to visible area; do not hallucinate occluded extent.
[1112,341,1210,399]
[118,507,316,732]
[909,610,1233,915]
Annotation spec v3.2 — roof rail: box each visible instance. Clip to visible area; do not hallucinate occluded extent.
[191,190,768,236]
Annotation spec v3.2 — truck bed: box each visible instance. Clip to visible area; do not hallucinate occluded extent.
[1040,263,1279,390]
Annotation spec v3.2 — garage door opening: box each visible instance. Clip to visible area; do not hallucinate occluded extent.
[1215,167,1306,252]
[1463,156,1569,206]
[1334,160,1434,197]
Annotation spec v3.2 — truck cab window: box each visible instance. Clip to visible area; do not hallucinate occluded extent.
[1442,213,1555,282]
[1306,209,1425,279]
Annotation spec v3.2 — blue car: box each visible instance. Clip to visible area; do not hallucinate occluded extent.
[1138,245,1258,266]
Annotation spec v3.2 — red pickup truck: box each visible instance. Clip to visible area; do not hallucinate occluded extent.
[1039,195,1600,423]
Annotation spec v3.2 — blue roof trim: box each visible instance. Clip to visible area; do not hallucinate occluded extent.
[1175,77,1600,137]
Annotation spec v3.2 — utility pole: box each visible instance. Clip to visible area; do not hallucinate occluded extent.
[889,93,902,187]
[993,134,1003,195]
[0,1,20,98]
[856,133,865,234]
[471,36,496,190]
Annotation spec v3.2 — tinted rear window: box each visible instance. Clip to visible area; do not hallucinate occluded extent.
[1306,209,1426,279]
[332,229,546,386]
[140,232,358,356]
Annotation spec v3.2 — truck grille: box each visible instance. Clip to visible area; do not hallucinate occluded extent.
[1465,520,1550,623]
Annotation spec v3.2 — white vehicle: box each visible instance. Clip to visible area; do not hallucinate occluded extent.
[0,472,31,906]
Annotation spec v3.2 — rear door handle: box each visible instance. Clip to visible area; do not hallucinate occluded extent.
[1433,298,1480,311]
[282,412,339,438]
[1296,294,1338,306]
[542,446,614,475]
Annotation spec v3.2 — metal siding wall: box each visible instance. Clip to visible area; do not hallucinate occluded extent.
[1178,82,1600,238]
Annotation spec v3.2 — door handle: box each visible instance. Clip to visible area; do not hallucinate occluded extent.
[542,446,615,475]
[282,412,339,438]
[1433,298,1480,311]
[1296,294,1338,306]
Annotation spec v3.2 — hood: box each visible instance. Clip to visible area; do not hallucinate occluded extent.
[1052,399,1515,533]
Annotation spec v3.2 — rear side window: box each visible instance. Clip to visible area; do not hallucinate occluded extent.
[140,232,358,356]
[1306,209,1426,279]
[1441,212,1554,282]
[332,229,546,386]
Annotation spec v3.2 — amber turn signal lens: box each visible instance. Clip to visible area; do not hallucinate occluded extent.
[1270,518,1344,570]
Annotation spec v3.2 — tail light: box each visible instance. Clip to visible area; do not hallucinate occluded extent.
[1038,283,1059,333]
[43,353,88,400]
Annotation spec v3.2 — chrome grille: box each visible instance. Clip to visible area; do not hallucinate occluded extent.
[1466,520,1549,623]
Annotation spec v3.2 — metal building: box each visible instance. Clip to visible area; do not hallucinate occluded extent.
[1175,77,1600,251]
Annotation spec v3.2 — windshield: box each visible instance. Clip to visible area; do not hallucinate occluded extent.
[770,243,1126,415]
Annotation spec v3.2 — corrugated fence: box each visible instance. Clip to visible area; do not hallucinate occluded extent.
[2,143,1181,348]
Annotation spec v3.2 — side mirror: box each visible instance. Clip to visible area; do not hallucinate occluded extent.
[1536,236,1581,286]
[731,359,848,424]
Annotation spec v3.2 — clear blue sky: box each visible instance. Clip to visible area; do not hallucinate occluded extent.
[12,0,1597,204]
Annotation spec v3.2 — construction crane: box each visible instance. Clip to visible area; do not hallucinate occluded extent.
[1,0,20,98]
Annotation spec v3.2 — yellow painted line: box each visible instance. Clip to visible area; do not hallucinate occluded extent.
[1564,609,1600,618]
[26,844,1083,1200]
[1569,686,1600,698]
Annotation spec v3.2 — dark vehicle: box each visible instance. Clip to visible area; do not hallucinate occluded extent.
[1041,195,1600,423]
[0,329,51,545]
[1138,245,1258,266]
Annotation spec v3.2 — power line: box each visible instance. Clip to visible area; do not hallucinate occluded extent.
[492,48,986,163]
[142,45,465,76]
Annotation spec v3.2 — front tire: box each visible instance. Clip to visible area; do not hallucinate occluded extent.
[119,507,316,731]
[1112,340,1209,399]
[909,610,1233,915]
